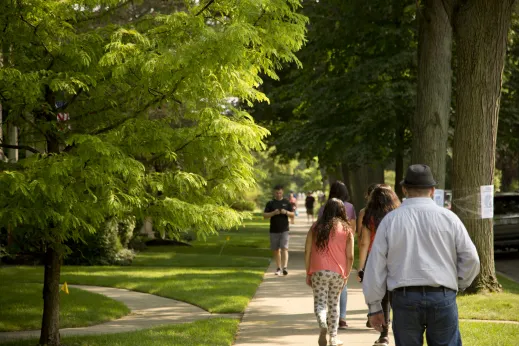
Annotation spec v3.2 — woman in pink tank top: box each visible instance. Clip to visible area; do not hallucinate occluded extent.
[305,198,354,346]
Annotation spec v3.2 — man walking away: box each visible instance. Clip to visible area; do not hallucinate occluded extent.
[264,185,294,276]
[363,164,480,346]
[305,191,316,223]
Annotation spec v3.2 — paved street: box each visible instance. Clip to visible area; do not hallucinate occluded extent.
[495,249,519,282]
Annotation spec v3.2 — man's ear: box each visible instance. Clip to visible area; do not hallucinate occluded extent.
[429,187,435,198]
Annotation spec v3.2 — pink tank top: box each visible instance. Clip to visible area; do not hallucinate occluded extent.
[307,222,351,278]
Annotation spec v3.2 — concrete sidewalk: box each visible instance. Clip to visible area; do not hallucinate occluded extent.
[234,211,387,346]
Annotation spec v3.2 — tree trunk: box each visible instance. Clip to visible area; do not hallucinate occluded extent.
[411,0,453,189]
[39,247,61,346]
[394,124,406,199]
[348,163,385,213]
[497,152,518,192]
[40,98,62,345]
[394,148,404,200]
[6,123,18,162]
[452,0,515,292]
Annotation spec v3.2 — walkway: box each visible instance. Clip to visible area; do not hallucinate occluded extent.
[234,208,385,346]
[0,285,240,343]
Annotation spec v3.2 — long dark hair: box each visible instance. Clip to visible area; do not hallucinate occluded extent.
[362,185,400,231]
[328,181,350,202]
[313,198,349,252]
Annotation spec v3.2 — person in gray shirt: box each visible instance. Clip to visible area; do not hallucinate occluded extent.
[363,164,480,346]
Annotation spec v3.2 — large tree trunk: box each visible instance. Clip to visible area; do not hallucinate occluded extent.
[39,247,61,346]
[411,0,453,189]
[348,163,385,213]
[452,0,515,293]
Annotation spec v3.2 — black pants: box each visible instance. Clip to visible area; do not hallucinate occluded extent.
[381,290,391,336]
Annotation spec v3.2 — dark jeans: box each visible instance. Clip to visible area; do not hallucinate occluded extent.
[391,288,462,346]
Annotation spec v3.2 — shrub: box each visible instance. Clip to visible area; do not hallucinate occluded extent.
[65,216,136,265]
[231,199,256,211]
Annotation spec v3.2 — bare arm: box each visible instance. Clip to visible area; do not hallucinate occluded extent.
[350,218,357,234]
[344,231,355,282]
[305,229,313,273]
[357,209,365,238]
[358,226,371,271]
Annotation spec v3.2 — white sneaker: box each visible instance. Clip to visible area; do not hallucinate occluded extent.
[275,268,281,275]
[329,337,343,346]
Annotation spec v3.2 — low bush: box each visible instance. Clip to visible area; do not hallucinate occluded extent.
[231,199,256,211]
[65,216,136,265]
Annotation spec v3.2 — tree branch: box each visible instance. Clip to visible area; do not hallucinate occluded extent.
[196,0,215,16]
[19,113,46,137]
[0,143,40,154]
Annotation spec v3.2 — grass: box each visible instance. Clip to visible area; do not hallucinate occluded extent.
[452,321,519,346]
[0,214,273,315]
[2,318,239,346]
[0,283,129,332]
[458,274,519,322]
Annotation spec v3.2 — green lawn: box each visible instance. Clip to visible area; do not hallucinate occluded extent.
[459,321,519,345]
[2,318,239,346]
[458,275,519,322]
[0,283,129,332]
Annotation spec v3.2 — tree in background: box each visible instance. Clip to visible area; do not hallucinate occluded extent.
[0,1,306,344]
[251,0,416,204]
[254,149,322,207]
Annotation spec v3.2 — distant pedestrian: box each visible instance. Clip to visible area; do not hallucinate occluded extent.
[305,191,316,222]
[358,184,400,346]
[363,164,480,346]
[305,198,354,346]
[263,185,295,276]
[289,192,298,223]
[318,181,356,329]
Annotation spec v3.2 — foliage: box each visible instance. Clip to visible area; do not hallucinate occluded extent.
[64,216,136,265]
[251,0,416,171]
[253,148,322,207]
[0,283,130,332]
[0,0,307,255]
[498,13,519,191]
[230,199,257,212]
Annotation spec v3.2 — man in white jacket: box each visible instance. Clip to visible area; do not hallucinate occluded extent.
[363,164,480,346]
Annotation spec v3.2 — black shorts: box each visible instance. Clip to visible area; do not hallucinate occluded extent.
[306,208,314,215]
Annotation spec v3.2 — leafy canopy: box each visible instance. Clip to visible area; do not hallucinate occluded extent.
[0,0,307,250]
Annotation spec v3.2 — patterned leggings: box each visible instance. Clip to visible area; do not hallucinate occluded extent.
[311,270,344,338]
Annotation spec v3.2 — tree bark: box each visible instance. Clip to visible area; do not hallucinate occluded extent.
[394,124,406,199]
[411,0,453,189]
[348,163,385,213]
[6,123,18,162]
[40,94,62,345]
[452,0,515,292]
[39,247,61,346]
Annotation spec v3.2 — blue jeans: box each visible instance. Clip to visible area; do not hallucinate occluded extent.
[391,288,462,346]
[339,285,347,319]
